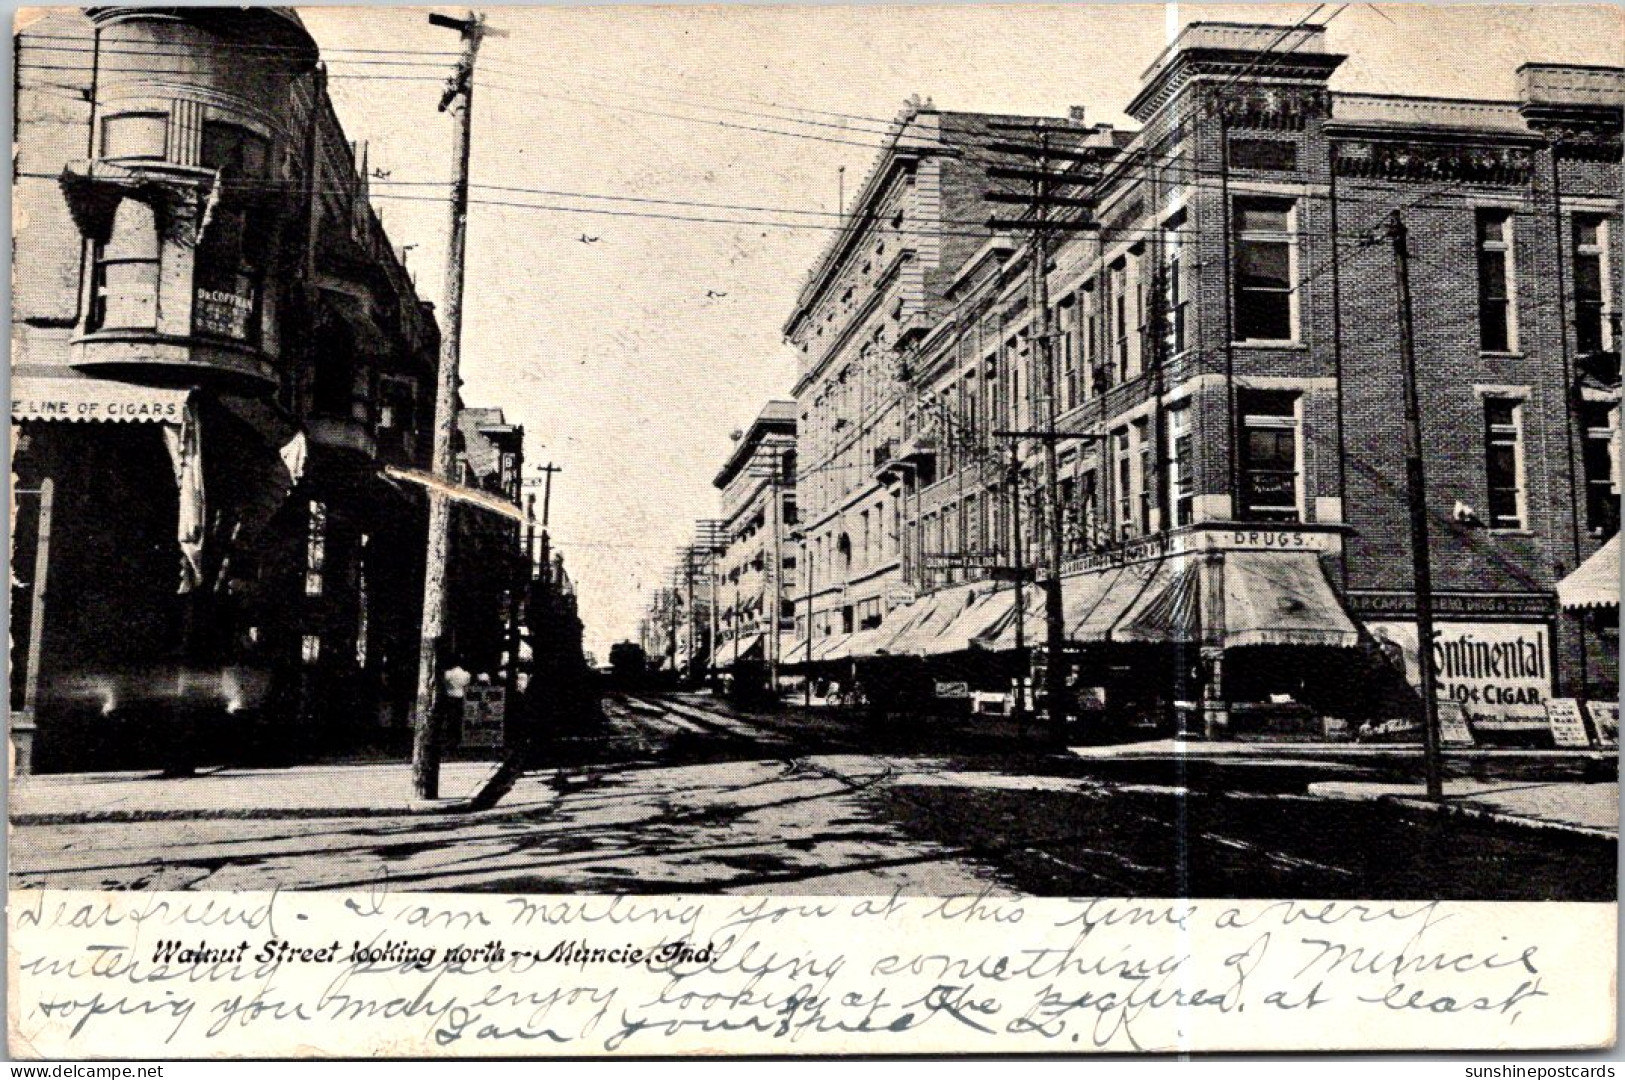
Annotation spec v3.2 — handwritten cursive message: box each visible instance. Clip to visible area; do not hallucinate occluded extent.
[8,890,1614,1057]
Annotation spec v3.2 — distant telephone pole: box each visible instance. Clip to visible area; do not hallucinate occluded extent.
[410,10,487,800]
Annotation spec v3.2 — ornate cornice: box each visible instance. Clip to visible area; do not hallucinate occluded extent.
[1332,139,1536,186]
[1206,84,1331,132]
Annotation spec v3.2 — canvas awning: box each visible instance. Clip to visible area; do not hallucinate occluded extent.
[924,586,1019,656]
[885,583,986,656]
[1558,535,1620,611]
[11,375,192,424]
[827,620,903,661]
[1113,552,1359,648]
[722,633,764,667]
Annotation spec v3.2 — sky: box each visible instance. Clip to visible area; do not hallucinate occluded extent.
[297,2,1624,662]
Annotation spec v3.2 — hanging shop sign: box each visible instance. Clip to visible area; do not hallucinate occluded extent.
[1366,620,1552,725]
[194,280,256,341]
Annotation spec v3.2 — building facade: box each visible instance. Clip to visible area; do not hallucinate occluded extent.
[780,23,1621,741]
[10,8,452,770]
[782,105,1079,666]
[712,400,798,678]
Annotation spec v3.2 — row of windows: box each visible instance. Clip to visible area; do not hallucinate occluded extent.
[908,391,1618,575]
[1475,211,1614,355]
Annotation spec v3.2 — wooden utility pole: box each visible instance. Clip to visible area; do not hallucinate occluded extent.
[1008,443,1028,732]
[768,450,785,697]
[1389,210,1445,802]
[410,10,486,800]
[986,123,1101,743]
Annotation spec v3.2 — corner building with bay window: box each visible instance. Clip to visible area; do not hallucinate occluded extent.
[11,8,449,770]
[795,23,1620,741]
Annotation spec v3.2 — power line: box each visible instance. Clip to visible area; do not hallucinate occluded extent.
[18,31,462,57]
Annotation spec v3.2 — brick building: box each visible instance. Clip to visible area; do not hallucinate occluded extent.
[7,9,523,769]
[782,103,1079,671]
[782,23,1620,741]
[711,400,798,681]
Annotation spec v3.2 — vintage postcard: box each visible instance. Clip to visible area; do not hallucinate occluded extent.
[8,2,1621,1059]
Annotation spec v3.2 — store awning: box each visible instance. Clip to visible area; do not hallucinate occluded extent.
[1113,559,1202,644]
[11,376,192,424]
[781,636,812,666]
[1222,552,1359,647]
[812,632,853,662]
[1113,552,1359,648]
[721,633,764,667]
[886,583,985,656]
[1075,561,1163,642]
[925,586,1019,656]
[1558,535,1620,611]
[823,621,895,662]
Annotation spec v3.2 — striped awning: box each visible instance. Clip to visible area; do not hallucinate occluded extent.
[1558,535,1620,611]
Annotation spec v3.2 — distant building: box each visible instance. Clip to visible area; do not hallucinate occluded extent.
[782,105,1063,668]
[712,400,798,675]
[7,9,472,770]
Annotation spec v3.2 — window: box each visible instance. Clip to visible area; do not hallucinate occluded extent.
[193,204,265,342]
[1168,404,1195,527]
[201,121,271,180]
[1477,211,1516,353]
[301,635,322,665]
[1112,262,1132,383]
[1166,252,1188,356]
[305,500,328,597]
[89,200,160,331]
[1114,428,1134,537]
[1484,399,1525,530]
[1136,419,1154,534]
[101,113,167,161]
[1239,392,1300,522]
[1079,467,1099,550]
[1084,307,1100,399]
[1582,401,1618,537]
[1228,138,1297,172]
[1059,302,1078,410]
[1233,199,1295,342]
[1574,217,1612,355]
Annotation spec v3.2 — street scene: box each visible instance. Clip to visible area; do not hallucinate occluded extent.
[8,5,1622,904]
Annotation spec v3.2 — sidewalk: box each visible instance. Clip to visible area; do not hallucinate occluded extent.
[1068,737,1617,763]
[1067,738,1619,838]
[8,760,516,825]
[1307,778,1620,839]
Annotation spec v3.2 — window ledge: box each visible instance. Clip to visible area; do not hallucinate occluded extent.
[1232,340,1307,351]
[1480,351,1526,360]
[1486,529,1535,538]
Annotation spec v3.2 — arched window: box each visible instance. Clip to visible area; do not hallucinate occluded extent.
[89,200,160,331]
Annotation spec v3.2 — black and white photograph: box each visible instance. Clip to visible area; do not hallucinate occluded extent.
[6,1,1621,1059]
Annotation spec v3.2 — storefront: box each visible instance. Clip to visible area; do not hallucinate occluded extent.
[11,375,306,772]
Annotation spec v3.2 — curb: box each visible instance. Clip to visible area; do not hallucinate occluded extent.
[9,757,523,826]
[1378,793,1619,842]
